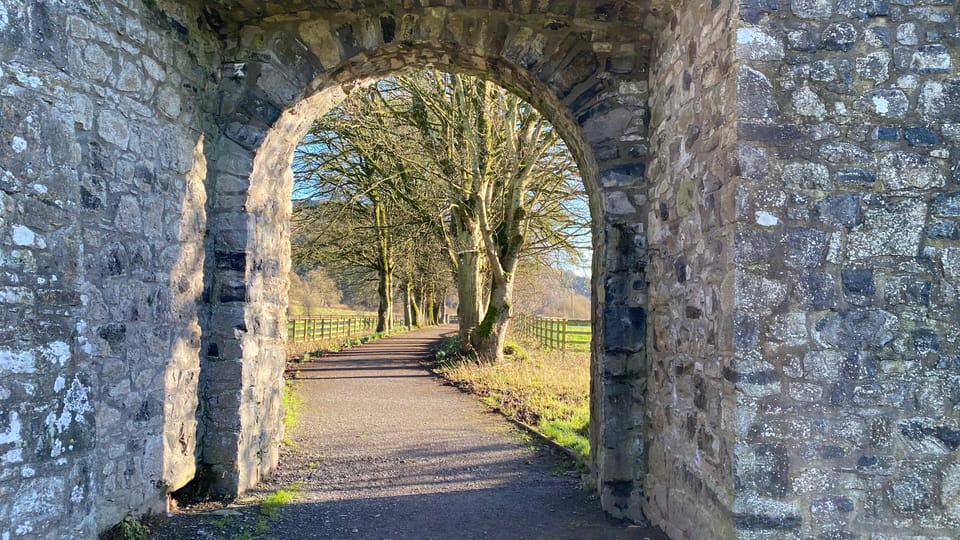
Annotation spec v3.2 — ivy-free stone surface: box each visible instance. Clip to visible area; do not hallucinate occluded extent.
[0,0,957,539]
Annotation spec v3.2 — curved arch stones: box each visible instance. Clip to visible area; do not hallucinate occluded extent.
[0,1,957,539]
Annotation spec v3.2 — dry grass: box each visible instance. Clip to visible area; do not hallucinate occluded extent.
[435,337,591,464]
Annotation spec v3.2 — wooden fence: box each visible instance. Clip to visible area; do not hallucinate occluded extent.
[286,315,378,344]
[514,314,591,352]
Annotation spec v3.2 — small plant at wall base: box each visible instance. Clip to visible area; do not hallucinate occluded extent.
[100,517,150,540]
[281,380,304,446]
[254,483,303,535]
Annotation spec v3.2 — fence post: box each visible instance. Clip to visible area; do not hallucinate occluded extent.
[561,319,568,352]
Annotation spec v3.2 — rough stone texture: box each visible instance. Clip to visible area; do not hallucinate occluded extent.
[0,0,958,538]
[645,0,739,538]
[733,0,960,538]
[0,1,218,537]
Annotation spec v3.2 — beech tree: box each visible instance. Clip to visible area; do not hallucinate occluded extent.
[394,73,586,361]
[291,73,588,361]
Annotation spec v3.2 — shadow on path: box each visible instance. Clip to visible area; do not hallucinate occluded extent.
[151,325,668,539]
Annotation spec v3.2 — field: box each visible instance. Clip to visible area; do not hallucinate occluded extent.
[287,305,376,318]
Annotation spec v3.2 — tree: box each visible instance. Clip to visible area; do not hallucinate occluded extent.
[291,73,588,361]
[394,73,588,361]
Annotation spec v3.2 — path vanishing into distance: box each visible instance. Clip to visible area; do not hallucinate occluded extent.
[151,325,667,539]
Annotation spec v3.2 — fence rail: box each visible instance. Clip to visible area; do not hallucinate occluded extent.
[514,314,591,352]
[286,315,378,344]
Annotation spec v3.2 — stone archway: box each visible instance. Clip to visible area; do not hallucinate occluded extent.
[5,0,956,537]
[198,8,654,523]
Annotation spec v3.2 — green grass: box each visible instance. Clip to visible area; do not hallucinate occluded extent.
[103,518,150,540]
[435,337,591,465]
[287,306,376,317]
[281,380,304,446]
[253,482,303,536]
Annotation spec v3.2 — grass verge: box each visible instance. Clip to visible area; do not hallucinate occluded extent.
[434,336,590,466]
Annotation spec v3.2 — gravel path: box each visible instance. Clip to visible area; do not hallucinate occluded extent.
[150,325,667,539]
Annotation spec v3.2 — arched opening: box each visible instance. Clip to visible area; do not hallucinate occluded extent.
[195,29,650,521]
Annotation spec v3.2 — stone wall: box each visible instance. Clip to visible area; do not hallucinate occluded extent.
[1,1,958,538]
[645,0,740,538]
[731,0,960,537]
[0,1,217,536]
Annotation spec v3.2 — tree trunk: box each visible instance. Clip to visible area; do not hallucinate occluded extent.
[374,198,393,333]
[456,248,482,353]
[408,280,421,327]
[377,269,392,333]
[401,280,412,327]
[425,290,437,325]
[472,277,513,363]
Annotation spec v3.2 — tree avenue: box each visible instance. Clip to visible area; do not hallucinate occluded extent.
[293,72,588,362]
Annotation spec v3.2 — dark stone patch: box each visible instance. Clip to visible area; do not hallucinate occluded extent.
[912,328,940,352]
[797,271,837,310]
[856,454,894,473]
[135,400,151,422]
[674,257,687,283]
[816,195,861,227]
[886,279,932,306]
[738,67,779,119]
[735,311,759,350]
[899,419,960,450]
[236,90,282,128]
[816,309,896,349]
[836,168,875,185]
[841,267,874,296]
[734,511,801,530]
[738,123,802,141]
[335,23,363,60]
[215,251,246,272]
[928,220,959,239]
[30,2,67,69]
[876,127,899,141]
[224,122,267,150]
[105,245,127,276]
[546,49,598,98]
[932,192,960,216]
[599,163,646,186]
[740,0,779,23]
[98,323,127,349]
[603,305,645,353]
[606,54,636,74]
[723,366,779,386]
[219,284,247,303]
[693,375,706,409]
[904,127,940,146]
[380,16,396,43]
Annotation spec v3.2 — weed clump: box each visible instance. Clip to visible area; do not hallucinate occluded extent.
[101,517,150,540]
